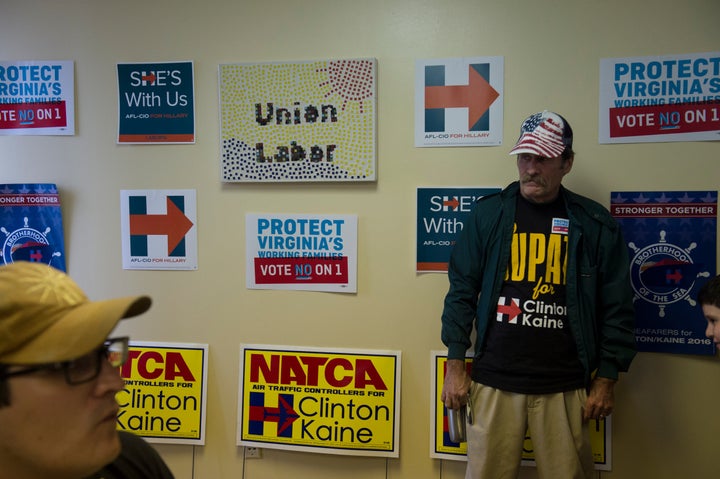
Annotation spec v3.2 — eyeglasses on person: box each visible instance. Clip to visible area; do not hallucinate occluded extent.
[0,336,129,386]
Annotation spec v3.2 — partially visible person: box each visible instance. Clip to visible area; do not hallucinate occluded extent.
[697,274,720,350]
[0,261,174,479]
[85,430,175,479]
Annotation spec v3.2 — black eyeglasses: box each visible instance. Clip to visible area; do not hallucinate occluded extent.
[0,336,129,386]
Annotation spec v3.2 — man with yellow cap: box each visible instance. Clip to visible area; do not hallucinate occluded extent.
[0,261,173,479]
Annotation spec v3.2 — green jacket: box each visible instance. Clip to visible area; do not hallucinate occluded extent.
[441,182,636,383]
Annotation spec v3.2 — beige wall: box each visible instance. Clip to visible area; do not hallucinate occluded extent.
[1,0,718,478]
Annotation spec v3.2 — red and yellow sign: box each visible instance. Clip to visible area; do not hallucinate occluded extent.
[431,352,611,470]
[237,345,401,457]
[117,342,208,445]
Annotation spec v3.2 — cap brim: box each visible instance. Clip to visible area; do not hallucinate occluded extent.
[3,295,151,364]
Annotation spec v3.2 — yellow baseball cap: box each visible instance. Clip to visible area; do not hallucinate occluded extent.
[0,261,151,365]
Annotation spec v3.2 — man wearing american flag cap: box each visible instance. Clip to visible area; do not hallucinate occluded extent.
[441,111,636,478]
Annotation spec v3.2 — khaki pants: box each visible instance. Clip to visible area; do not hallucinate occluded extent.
[465,382,594,479]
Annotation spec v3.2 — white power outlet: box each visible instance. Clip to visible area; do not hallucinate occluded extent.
[245,446,262,459]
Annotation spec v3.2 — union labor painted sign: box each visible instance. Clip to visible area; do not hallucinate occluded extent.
[219,59,376,182]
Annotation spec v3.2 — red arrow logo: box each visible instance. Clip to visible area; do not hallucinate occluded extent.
[443,197,459,210]
[497,298,522,322]
[129,198,194,254]
[141,73,156,85]
[425,66,500,130]
[259,395,300,435]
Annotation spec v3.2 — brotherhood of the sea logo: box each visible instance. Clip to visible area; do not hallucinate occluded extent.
[628,230,710,317]
[1,216,62,266]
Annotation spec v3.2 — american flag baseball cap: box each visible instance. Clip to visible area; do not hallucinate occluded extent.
[508,111,573,158]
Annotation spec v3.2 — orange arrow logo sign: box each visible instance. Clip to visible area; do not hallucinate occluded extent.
[424,66,499,130]
[129,198,194,254]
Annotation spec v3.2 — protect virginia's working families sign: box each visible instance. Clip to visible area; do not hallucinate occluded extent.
[0,183,66,271]
[219,59,376,182]
[0,60,75,135]
[118,342,208,445]
[599,52,720,143]
[245,213,357,292]
[237,345,401,457]
[611,191,717,355]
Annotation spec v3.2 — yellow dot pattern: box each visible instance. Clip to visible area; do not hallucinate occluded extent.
[219,60,376,182]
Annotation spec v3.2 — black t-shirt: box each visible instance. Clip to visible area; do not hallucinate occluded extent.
[473,194,584,394]
[85,431,175,479]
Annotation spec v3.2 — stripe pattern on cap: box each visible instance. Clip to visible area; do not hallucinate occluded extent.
[509,111,566,158]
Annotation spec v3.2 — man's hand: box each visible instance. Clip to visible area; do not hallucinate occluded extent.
[441,359,472,410]
[583,377,616,422]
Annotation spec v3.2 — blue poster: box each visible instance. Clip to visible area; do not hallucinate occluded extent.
[0,184,66,271]
[416,187,500,272]
[117,61,195,144]
[611,191,717,355]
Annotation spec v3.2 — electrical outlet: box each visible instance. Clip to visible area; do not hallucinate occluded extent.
[245,446,262,459]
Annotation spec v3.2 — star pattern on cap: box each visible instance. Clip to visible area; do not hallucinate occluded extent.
[22,265,86,306]
[521,112,544,133]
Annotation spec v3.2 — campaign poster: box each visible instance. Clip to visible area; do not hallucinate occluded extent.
[0,183,66,271]
[599,52,720,143]
[118,342,208,445]
[414,57,503,147]
[611,191,717,355]
[237,344,401,457]
[219,59,376,182]
[0,60,75,135]
[117,61,195,144]
[120,189,197,270]
[245,213,357,292]
[430,353,611,470]
[416,187,500,272]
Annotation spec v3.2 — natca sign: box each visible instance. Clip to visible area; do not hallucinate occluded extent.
[117,342,208,445]
[237,344,401,457]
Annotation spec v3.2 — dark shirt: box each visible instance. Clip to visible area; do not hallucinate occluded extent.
[474,194,584,393]
[85,431,175,479]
